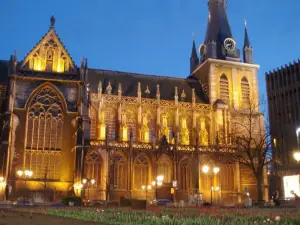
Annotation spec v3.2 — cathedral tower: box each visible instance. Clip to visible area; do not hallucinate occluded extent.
[192,0,259,110]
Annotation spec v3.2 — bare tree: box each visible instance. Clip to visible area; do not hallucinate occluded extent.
[226,100,274,201]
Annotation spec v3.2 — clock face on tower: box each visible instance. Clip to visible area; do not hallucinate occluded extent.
[224,38,236,51]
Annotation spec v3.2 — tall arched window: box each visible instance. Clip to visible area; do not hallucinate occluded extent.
[157,155,173,183]
[85,152,101,187]
[25,85,64,180]
[134,154,149,189]
[179,158,192,190]
[241,76,250,106]
[111,154,127,190]
[219,74,229,103]
[220,165,234,191]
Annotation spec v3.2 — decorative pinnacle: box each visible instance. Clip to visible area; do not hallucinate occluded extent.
[244,19,247,28]
[192,32,195,41]
[50,16,56,29]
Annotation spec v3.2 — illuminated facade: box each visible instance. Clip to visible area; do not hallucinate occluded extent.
[0,0,267,203]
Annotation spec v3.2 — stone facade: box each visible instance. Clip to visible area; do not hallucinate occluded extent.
[0,1,267,204]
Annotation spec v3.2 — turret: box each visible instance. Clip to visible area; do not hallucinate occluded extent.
[243,20,253,64]
[190,34,199,74]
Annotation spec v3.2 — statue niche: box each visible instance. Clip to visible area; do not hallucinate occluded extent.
[199,117,208,146]
[181,117,189,145]
[161,115,169,142]
[140,115,150,143]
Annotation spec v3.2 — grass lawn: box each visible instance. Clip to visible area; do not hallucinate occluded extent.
[9,207,300,225]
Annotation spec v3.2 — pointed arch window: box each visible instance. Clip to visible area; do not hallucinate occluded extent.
[220,165,234,191]
[179,158,192,190]
[25,86,64,180]
[241,76,250,106]
[84,152,101,187]
[219,74,229,103]
[157,155,173,183]
[134,154,149,189]
[111,154,128,190]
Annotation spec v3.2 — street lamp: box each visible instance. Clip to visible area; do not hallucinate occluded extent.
[294,152,300,163]
[202,165,220,205]
[152,175,164,202]
[17,169,33,183]
[82,178,96,201]
[142,185,151,205]
[0,177,6,201]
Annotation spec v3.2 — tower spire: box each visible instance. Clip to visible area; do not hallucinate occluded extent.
[190,32,199,74]
[243,19,251,48]
[243,19,253,64]
[200,0,240,62]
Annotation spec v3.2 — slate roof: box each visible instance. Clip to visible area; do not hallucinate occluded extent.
[0,60,9,83]
[205,0,233,44]
[88,69,209,104]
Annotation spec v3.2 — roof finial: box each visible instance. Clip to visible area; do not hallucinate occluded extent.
[244,19,247,28]
[50,16,56,29]
[192,32,195,41]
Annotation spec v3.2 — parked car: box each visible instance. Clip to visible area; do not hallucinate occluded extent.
[86,200,106,207]
[151,199,172,206]
[50,201,65,207]
[13,200,35,206]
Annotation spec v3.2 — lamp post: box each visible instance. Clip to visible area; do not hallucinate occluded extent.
[16,170,33,204]
[152,175,164,202]
[17,169,33,183]
[82,178,95,201]
[202,165,220,205]
[142,185,151,205]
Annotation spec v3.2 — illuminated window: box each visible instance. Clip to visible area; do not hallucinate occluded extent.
[157,155,172,183]
[220,74,229,103]
[179,158,192,190]
[241,76,250,107]
[283,175,300,198]
[25,85,63,180]
[84,152,101,187]
[220,165,234,191]
[134,154,149,189]
[111,154,128,190]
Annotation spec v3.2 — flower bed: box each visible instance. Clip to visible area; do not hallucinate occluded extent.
[15,207,300,225]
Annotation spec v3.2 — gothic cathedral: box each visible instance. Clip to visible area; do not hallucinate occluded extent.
[0,0,268,203]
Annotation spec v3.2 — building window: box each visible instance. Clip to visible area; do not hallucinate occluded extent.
[84,152,101,187]
[111,154,127,190]
[134,154,149,189]
[220,165,234,191]
[241,76,250,107]
[157,155,172,183]
[179,158,192,191]
[219,74,229,103]
[25,85,64,180]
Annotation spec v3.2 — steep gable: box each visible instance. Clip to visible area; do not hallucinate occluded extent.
[20,16,76,74]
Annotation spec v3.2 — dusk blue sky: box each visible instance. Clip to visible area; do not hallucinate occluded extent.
[1,0,299,111]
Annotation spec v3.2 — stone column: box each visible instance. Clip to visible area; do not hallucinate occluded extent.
[235,162,242,203]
